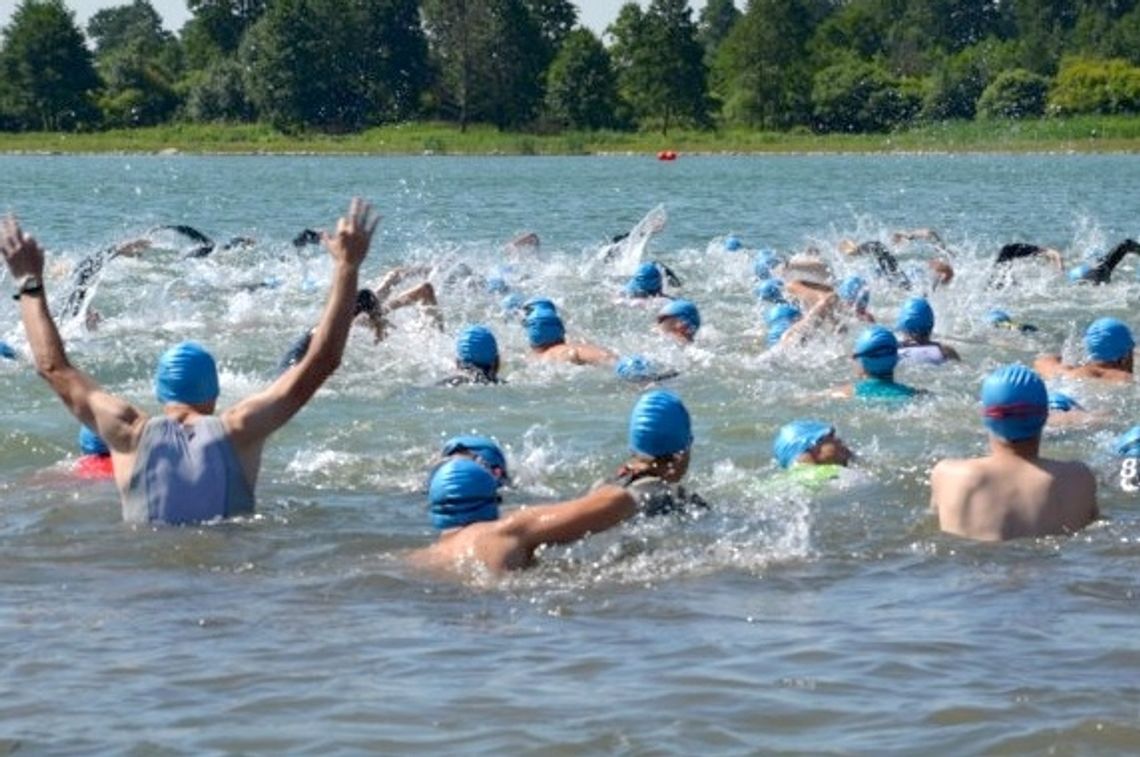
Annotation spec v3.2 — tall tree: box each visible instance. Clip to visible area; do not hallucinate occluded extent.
[88,1,182,127]
[610,0,709,133]
[697,0,741,64]
[545,27,619,129]
[0,0,100,130]
[181,0,266,70]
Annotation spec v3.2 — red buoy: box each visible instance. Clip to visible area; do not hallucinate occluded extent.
[657,150,678,161]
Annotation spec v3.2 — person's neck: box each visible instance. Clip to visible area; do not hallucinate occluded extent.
[989,435,1040,460]
[162,404,210,424]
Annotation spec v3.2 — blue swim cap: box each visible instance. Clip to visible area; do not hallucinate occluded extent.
[78,425,109,456]
[456,325,498,370]
[1068,263,1093,283]
[986,308,1011,326]
[524,310,565,348]
[616,355,655,383]
[896,297,935,339]
[853,326,899,377]
[837,276,869,308]
[441,434,508,485]
[1047,391,1081,412]
[773,419,834,469]
[1117,425,1140,457]
[626,262,663,297]
[753,249,780,279]
[628,390,692,458]
[981,364,1048,442]
[1084,317,1135,362]
[501,292,525,315]
[154,341,219,405]
[657,299,701,336]
[755,278,786,303]
[0,341,14,360]
[765,302,802,347]
[427,458,501,530]
[522,296,557,315]
[485,276,509,294]
[724,235,742,252]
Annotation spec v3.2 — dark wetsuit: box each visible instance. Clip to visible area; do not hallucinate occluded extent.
[276,289,379,374]
[605,467,708,516]
[60,246,115,319]
[858,241,911,290]
[1079,238,1140,284]
[436,366,501,387]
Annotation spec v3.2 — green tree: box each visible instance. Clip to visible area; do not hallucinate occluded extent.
[523,0,576,61]
[811,59,919,132]
[1049,56,1140,114]
[184,57,255,122]
[976,67,1050,118]
[920,38,1019,120]
[0,0,101,130]
[545,27,619,129]
[697,0,741,64]
[88,1,182,127]
[181,0,266,70]
[610,0,709,133]
[714,0,822,128]
[243,0,428,131]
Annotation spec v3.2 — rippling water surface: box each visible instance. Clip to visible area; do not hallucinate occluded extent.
[2,154,1139,752]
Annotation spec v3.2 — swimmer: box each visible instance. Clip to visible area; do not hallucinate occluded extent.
[436,434,510,486]
[832,326,922,401]
[755,278,786,304]
[598,204,667,264]
[409,390,697,575]
[656,299,700,344]
[931,364,1098,541]
[895,297,960,363]
[438,325,503,386]
[276,288,388,374]
[767,290,840,348]
[723,235,743,252]
[74,425,114,480]
[840,234,954,290]
[505,231,540,253]
[1034,317,1134,383]
[986,308,1038,334]
[1,198,377,524]
[772,420,853,489]
[369,265,444,336]
[1045,390,1099,429]
[1067,239,1140,284]
[989,242,1064,288]
[523,309,616,366]
[615,355,680,384]
[836,275,875,323]
[622,261,681,301]
[753,249,784,279]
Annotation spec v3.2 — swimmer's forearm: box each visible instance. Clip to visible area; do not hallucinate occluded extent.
[19,285,74,378]
[304,261,360,375]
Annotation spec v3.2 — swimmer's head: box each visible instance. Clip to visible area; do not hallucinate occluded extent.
[773,420,850,468]
[628,389,692,462]
[354,288,380,316]
[1067,263,1093,283]
[724,235,742,251]
[853,325,899,378]
[1047,391,1081,412]
[1084,317,1135,364]
[626,262,663,297]
[524,310,566,348]
[456,325,499,375]
[1117,426,1140,458]
[657,299,701,341]
[154,341,219,408]
[0,340,15,361]
[485,276,509,294]
[986,308,1011,326]
[980,364,1048,442]
[616,355,654,383]
[440,434,509,486]
[896,297,935,340]
[522,296,557,316]
[78,425,109,457]
[755,278,786,304]
[753,249,779,279]
[765,302,802,347]
[427,458,501,530]
[501,292,525,317]
[837,275,870,310]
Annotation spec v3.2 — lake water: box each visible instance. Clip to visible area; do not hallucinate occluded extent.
[1,154,1139,752]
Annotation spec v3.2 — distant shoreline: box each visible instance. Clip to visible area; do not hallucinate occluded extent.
[3,117,1140,156]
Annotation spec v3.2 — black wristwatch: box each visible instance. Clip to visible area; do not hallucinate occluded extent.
[13,275,44,300]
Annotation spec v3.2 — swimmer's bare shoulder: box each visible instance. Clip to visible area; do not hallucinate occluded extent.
[408,517,531,577]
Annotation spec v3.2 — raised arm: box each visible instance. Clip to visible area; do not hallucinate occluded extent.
[1,216,144,455]
[223,198,377,446]
[508,485,637,552]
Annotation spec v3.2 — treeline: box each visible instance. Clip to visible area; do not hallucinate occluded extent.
[3,0,1140,136]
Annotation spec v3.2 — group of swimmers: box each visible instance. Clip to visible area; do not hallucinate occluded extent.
[3,201,1139,578]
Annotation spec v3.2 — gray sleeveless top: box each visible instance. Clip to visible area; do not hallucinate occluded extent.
[123,416,255,524]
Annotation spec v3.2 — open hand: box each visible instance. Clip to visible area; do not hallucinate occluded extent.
[1,215,45,280]
[323,198,378,268]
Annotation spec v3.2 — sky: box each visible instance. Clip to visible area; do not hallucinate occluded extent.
[0,1,722,37]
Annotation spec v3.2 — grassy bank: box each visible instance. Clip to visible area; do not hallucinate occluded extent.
[3,116,1140,155]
